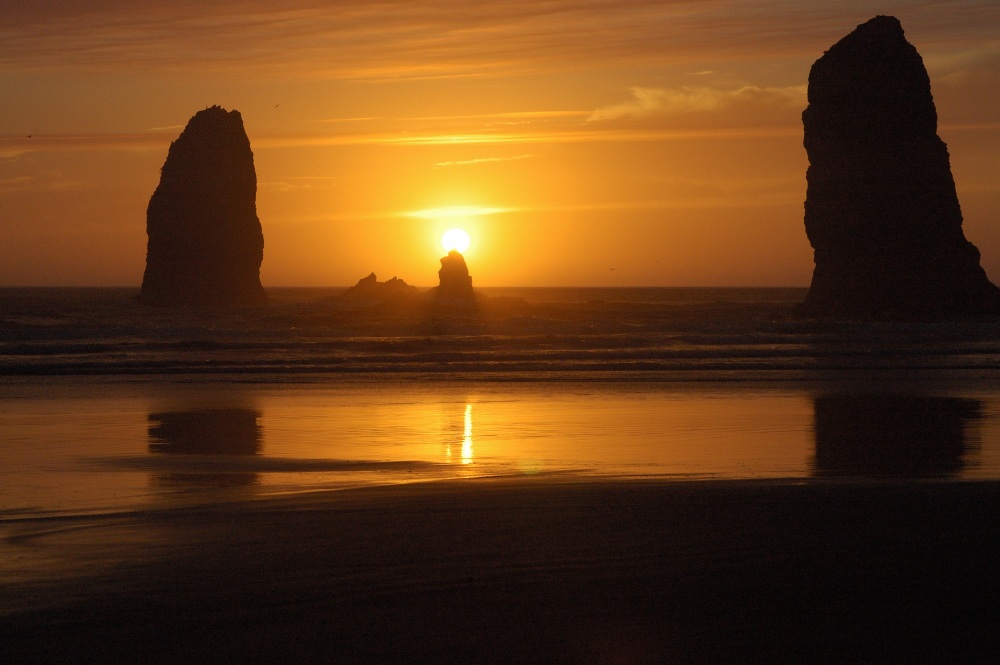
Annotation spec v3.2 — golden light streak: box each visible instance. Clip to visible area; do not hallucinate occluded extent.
[407,206,509,220]
[6,121,993,158]
[462,403,473,465]
[1,127,802,157]
[0,124,812,158]
[405,110,590,121]
[434,154,534,167]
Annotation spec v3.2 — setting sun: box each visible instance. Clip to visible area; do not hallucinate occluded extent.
[441,228,471,253]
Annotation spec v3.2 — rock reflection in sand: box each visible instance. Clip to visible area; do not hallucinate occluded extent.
[148,408,262,487]
[812,394,982,478]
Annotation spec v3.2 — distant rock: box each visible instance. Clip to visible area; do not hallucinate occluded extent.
[341,272,419,302]
[436,250,475,300]
[139,106,266,306]
[797,16,1000,319]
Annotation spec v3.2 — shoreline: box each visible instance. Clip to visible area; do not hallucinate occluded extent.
[4,476,999,663]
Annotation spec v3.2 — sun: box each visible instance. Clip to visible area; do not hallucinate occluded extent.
[441,228,471,253]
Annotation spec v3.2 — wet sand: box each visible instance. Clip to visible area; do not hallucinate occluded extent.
[3,477,999,664]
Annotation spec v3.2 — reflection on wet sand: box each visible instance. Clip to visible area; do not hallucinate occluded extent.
[442,403,474,466]
[148,408,262,487]
[813,394,982,478]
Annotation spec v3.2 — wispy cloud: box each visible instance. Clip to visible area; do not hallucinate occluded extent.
[320,117,384,124]
[339,126,804,147]
[258,176,340,193]
[0,176,35,192]
[434,154,534,167]
[317,111,588,138]
[0,174,86,193]
[405,205,510,220]
[4,119,998,159]
[403,191,809,220]
[409,111,588,122]
[0,133,170,155]
[588,85,806,122]
[0,125,805,158]
[4,1,998,81]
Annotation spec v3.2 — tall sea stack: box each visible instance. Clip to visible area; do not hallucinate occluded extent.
[797,16,1000,319]
[139,106,266,306]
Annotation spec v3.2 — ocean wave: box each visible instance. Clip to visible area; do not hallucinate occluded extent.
[3,287,1000,377]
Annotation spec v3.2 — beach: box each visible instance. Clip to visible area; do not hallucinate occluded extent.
[4,476,999,664]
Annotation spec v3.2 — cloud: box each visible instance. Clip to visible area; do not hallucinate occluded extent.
[0,148,29,160]
[0,174,86,193]
[0,176,35,192]
[320,117,384,124]
[251,124,805,152]
[3,1,998,81]
[0,126,777,160]
[434,154,534,167]
[408,111,588,122]
[927,50,1000,124]
[405,205,510,220]
[588,85,806,123]
[258,176,340,193]
[0,133,169,156]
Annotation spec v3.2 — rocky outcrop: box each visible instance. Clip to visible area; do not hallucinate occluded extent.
[436,250,474,300]
[139,106,266,306]
[797,16,1000,319]
[341,272,418,302]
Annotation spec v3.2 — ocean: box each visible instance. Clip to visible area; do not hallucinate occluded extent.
[3,286,1000,515]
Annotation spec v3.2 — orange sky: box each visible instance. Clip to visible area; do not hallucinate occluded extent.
[2,1,999,287]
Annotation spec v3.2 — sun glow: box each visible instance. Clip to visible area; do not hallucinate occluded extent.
[441,228,471,253]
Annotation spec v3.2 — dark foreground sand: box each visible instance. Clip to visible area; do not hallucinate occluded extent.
[3,477,999,664]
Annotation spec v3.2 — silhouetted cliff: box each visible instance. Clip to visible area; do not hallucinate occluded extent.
[139,106,266,306]
[797,16,1000,319]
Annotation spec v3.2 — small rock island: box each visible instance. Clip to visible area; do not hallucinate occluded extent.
[341,273,418,302]
[436,250,475,301]
[796,16,1000,319]
[139,106,266,307]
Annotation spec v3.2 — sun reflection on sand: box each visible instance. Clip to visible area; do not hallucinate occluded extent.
[462,403,473,465]
[443,402,475,467]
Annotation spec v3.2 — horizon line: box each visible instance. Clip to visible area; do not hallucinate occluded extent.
[0,284,812,290]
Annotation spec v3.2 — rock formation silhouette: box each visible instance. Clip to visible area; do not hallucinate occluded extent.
[139,106,266,306]
[797,16,1000,319]
[341,272,418,303]
[436,250,475,300]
